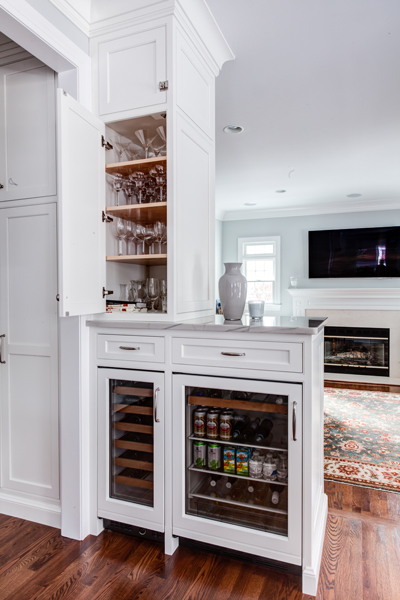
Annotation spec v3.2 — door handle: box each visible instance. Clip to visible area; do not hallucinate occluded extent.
[0,334,5,364]
[154,387,161,423]
[292,401,297,441]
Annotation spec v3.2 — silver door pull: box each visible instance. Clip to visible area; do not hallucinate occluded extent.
[0,334,5,364]
[9,178,17,186]
[154,387,161,423]
[293,401,297,441]
[221,352,246,357]
[119,346,140,351]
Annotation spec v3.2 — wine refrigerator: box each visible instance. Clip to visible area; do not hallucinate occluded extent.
[172,374,303,566]
[97,368,164,531]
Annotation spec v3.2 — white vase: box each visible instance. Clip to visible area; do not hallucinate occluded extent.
[218,263,247,320]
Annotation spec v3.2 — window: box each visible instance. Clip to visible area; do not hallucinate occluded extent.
[238,236,281,311]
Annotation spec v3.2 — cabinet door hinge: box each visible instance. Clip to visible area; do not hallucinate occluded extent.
[101,135,113,150]
[103,287,113,298]
[102,211,113,223]
[159,80,169,91]
[56,294,60,302]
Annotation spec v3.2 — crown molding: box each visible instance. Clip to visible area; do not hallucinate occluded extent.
[48,0,91,36]
[220,197,400,222]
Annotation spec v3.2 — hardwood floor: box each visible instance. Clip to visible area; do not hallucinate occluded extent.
[0,482,399,599]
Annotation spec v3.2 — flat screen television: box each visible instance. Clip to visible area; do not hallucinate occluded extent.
[308,226,400,278]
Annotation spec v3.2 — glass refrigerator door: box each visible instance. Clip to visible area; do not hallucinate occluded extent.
[173,374,302,564]
[98,368,164,531]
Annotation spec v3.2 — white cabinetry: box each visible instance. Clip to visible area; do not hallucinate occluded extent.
[96,26,167,118]
[0,58,56,201]
[0,203,59,525]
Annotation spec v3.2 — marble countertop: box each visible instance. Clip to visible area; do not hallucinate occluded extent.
[87,315,328,335]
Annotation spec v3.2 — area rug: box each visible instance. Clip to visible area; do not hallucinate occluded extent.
[324,387,400,491]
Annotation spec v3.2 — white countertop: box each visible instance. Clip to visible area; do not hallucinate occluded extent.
[87,315,328,335]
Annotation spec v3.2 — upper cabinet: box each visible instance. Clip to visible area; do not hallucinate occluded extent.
[93,26,167,120]
[0,58,56,202]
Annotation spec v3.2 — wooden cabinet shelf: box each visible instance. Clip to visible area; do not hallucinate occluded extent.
[188,395,288,415]
[106,156,167,177]
[105,202,167,225]
[106,254,167,266]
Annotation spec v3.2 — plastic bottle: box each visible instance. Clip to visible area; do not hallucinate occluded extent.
[249,452,263,478]
[262,452,278,481]
[277,453,288,483]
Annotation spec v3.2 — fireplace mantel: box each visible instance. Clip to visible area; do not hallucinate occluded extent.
[287,288,400,316]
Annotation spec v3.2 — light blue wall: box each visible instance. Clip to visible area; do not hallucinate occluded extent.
[221,209,400,315]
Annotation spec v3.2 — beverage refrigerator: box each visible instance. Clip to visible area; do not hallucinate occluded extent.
[172,374,303,567]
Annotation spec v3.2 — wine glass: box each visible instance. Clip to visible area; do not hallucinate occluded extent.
[155,174,166,202]
[146,278,160,313]
[135,129,156,158]
[114,141,131,161]
[109,173,125,206]
[125,221,136,255]
[160,279,167,313]
[144,224,156,254]
[129,172,146,204]
[112,218,128,255]
[153,221,166,254]
[135,224,147,255]
[124,181,136,204]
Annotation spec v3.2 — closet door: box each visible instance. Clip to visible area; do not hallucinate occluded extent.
[0,58,56,201]
[0,203,59,500]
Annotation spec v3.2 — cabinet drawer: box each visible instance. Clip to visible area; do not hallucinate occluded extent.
[97,335,164,363]
[172,338,303,373]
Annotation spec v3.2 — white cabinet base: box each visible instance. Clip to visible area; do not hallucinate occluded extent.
[0,490,61,529]
[302,493,328,596]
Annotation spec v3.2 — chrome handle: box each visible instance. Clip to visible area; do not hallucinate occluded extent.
[292,401,297,441]
[119,346,140,351]
[154,387,160,423]
[221,352,246,357]
[9,178,17,186]
[0,334,5,364]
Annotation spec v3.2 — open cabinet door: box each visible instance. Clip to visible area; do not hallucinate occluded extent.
[57,88,106,317]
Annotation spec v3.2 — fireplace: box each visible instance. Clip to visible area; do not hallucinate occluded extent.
[324,326,390,377]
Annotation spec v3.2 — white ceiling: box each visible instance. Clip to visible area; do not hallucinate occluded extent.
[206,0,400,219]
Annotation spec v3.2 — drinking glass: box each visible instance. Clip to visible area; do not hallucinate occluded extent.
[135,225,147,255]
[135,129,156,158]
[124,181,136,204]
[110,173,125,206]
[129,172,146,203]
[114,141,131,161]
[119,283,130,302]
[112,218,128,255]
[160,279,167,313]
[153,125,166,156]
[125,221,136,255]
[146,278,160,313]
[153,221,166,254]
[155,174,166,202]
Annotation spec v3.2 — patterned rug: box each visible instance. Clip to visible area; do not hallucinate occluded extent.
[324,387,400,491]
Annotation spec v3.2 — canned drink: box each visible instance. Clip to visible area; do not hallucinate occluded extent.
[193,441,206,468]
[208,443,222,470]
[220,413,233,440]
[194,409,207,437]
[207,411,219,439]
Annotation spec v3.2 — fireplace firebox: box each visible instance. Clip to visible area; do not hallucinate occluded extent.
[324,326,389,377]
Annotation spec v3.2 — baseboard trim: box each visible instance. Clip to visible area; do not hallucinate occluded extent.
[0,494,61,529]
[302,493,328,596]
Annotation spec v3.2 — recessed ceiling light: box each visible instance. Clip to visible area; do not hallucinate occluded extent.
[347,193,362,198]
[223,125,244,134]
[275,190,286,193]
[244,202,256,206]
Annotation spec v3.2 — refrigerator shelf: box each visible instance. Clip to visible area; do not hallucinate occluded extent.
[188,434,288,453]
[187,491,288,515]
[188,395,288,415]
[188,464,288,486]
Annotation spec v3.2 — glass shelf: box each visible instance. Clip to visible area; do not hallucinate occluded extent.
[188,463,288,486]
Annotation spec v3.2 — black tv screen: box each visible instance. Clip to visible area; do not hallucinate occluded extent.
[309,226,400,278]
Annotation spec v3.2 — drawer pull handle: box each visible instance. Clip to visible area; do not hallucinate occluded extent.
[154,387,161,423]
[119,346,140,351]
[221,352,246,357]
[293,401,297,441]
[0,334,5,364]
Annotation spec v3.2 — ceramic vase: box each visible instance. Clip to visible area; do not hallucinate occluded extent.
[218,263,247,320]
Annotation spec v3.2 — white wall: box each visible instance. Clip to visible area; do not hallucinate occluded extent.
[215,218,223,300]
[221,208,400,315]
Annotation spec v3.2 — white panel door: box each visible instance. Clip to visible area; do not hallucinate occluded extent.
[98,368,165,531]
[172,374,303,565]
[0,203,59,499]
[0,58,56,201]
[175,113,214,314]
[98,27,167,116]
[57,88,106,317]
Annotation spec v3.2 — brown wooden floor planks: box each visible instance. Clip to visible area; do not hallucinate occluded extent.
[0,480,399,599]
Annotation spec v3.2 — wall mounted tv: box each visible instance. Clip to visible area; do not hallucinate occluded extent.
[309,226,400,278]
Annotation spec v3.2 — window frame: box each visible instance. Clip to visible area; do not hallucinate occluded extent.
[238,236,281,312]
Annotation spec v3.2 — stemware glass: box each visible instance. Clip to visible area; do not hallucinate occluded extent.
[135,129,156,158]
[152,125,166,156]
[129,172,146,204]
[112,218,128,255]
[110,173,125,206]
[114,141,131,161]
[135,224,147,255]
[124,181,136,205]
[160,279,167,313]
[146,278,160,313]
[153,221,166,254]
[155,174,166,202]
[125,221,136,255]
